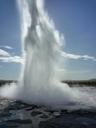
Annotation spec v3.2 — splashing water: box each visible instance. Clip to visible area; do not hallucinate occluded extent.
[0,0,96,109]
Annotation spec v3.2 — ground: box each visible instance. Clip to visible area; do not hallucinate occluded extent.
[0,98,96,128]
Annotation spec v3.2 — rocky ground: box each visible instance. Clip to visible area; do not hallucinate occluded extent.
[0,98,96,128]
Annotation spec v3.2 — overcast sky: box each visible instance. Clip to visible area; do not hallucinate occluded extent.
[0,0,96,80]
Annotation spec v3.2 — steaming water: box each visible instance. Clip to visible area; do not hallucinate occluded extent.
[0,0,96,109]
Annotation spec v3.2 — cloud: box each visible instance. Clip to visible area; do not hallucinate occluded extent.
[0,47,96,64]
[4,46,13,50]
[0,45,13,50]
[0,56,23,64]
[0,48,23,64]
[0,49,10,57]
[61,52,96,61]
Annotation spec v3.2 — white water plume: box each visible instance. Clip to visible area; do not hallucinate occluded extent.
[0,0,96,109]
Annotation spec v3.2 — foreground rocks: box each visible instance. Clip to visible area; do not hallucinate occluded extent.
[0,99,96,128]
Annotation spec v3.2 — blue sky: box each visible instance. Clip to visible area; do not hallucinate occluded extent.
[0,0,96,80]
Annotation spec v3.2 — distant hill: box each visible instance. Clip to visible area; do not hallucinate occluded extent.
[62,79,96,86]
[0,79,96,87]
[90,79,96,81]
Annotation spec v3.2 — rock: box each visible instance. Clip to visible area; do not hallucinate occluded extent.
[25,104,40,111]
[0,123,18,128]
[25,107,33,111]
[31,111,42,116]
[40,114,49,119]
[0,112,11,118]
[6,119,32,124]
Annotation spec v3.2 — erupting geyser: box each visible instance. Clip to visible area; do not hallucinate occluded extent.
[18,0,75,106]
[0,0,96,109]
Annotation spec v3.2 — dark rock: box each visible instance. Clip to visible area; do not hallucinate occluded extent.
[45,109,55,114]
[39,111,96,128]
[1,99,96,128]
[25,106,33,111]
[0,123,18,128]
[31,104,40,109]
[31,111,42,116]
[6,119,32,124]
[25,104,40,111]
[0,112,11,118]
[5,103,27,111]
[40,114,49,119]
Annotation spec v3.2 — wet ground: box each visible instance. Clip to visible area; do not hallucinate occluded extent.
[0,98,96,128]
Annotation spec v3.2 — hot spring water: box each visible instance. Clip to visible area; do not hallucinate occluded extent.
[0,0,96,109]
